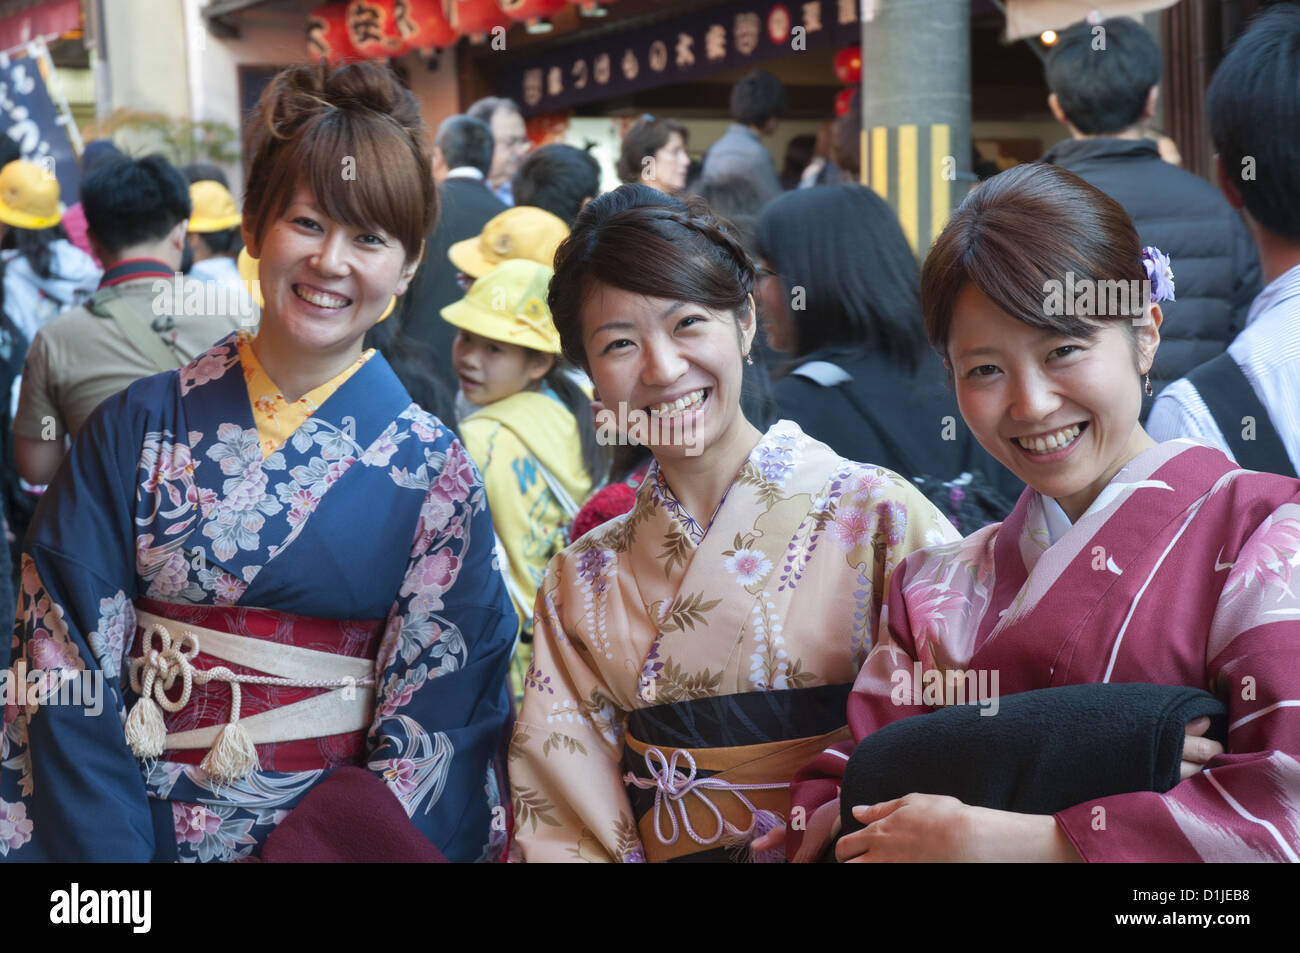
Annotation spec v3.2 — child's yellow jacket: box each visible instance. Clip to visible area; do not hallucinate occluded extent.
[460,389,593,638]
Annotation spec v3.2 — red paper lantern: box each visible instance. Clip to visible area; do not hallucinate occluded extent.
[400,0,457,50]
[346,0,409,59]
[450,0,510,40]
[834,86,856,118]
[306,4,358,63]
[498,0,566,34]
[834,45,863,86]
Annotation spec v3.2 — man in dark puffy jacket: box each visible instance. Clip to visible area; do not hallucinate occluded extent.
[1041,16,1260,418]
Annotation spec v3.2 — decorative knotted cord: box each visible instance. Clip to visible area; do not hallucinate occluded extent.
[622,746,789,848]
[123,621,375,783]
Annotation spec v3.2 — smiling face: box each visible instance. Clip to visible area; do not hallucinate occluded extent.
[581,283,755,462]
[948,283,1160,521]
[452,328,551,405]
[645,132,690,194]
[245,182,417,361]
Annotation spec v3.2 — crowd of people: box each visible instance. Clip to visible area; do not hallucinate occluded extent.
[0,6,1297,863]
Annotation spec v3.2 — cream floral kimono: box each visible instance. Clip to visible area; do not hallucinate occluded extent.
[509,421,958,862]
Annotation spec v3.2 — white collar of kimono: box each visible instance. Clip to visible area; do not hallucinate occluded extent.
[1039,493,1074,546]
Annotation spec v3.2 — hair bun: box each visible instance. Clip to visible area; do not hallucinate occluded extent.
[264,60,419,142]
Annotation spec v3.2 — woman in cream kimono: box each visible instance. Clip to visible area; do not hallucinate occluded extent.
[507,185,957,862]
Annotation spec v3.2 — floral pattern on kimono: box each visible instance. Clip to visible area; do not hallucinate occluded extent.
[790,439,1300,863]
[1,332,515,862]
[508,420,958,862]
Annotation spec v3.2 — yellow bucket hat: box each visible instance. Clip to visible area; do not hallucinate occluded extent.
[448,206,569,278]
[236,247,397,322]
[0,159,62,229]
[441,258,560,354]
[189,180,242,232]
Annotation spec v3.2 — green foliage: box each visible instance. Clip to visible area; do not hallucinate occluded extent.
[82,109,240,166]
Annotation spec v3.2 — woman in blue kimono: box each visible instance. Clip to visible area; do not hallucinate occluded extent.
[0,61,515,862]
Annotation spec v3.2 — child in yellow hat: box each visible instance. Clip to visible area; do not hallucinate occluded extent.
[442,258,607,701]
[0,159,100,344]
[186,180,242,275]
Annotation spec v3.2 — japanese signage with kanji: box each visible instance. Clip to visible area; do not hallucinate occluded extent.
[0,44,80,203]
[502,0,862,115]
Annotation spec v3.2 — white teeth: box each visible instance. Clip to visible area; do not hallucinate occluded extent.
[295,286,350,308]
[1017,424,1082,454]
[648,389,706,418]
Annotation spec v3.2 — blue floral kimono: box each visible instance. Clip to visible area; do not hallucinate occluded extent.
[0,334,515,862]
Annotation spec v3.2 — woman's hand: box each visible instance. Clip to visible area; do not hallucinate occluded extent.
[835,794,972,862]
[1181,716,1224,780]
[835,793,1082,862]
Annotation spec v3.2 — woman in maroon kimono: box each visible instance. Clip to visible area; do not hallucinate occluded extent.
[786,162,1300,863]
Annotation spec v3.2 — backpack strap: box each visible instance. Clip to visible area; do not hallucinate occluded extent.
[86,286,183,373]
[1185,352,1295,477]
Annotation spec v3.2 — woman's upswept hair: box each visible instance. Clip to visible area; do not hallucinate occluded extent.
[920,162,1145,359]
[757,184,926,370]
[243,60,436,262]
[548,183,755,371]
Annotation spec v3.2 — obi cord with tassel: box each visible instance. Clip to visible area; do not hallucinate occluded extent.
[125,601,381,783]
[619,682,853,862]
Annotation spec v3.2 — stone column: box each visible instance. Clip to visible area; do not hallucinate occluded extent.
[861,0,971,255]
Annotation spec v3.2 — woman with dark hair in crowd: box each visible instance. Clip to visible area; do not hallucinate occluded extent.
[788,162,1300,862]
[757,184,1019,526]
[780,134,816,191]
[508,183,957,862]
[0,60,515,863]
[830,89,861,183]
[616,115,690,196]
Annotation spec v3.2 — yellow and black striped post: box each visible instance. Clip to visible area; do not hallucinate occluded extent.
[861,0,972,257]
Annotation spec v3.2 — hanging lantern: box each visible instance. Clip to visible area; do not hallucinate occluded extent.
[834,86,856,118]
[345,0,409,59]
[498,0,566,34]
[400,0,458,52]
[833,45,862,86]
[306,4,358,63]
[450,0,510,42]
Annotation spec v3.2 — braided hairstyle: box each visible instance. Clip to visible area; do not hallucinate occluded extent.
[243,60,435,263]
[548,183,756,371]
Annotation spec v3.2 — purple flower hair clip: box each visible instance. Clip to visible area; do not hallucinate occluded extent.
[1142,246,1176,304]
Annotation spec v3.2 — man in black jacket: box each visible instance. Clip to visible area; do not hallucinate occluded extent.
[396,115,506,392]
[1041,16,1261,417]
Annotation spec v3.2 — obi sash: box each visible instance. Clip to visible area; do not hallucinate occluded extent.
[127,599,385,773]
[621,683,852,862]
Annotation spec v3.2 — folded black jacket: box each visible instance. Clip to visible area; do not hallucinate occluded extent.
[839,681,1227,835]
